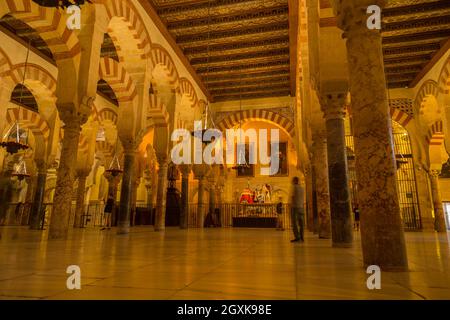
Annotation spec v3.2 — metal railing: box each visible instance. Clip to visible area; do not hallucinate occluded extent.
[0,202,32,226]
[188,203,292,229]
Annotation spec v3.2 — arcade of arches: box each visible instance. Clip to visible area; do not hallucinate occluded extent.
[1,0,450,299]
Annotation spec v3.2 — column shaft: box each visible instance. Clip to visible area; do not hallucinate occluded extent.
[154,161,168,231]
[180,174,189,229]
[29,172,46,230]
[197,177,206,228]
[322,98,353,247]
[74,173,88,228]
[337,1,408,269]
[117,151,135,234]
[312,135,331,239]
[49,123,81,239]
[430,171,447,232]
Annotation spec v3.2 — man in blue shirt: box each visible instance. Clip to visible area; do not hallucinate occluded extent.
[290,177,305,242]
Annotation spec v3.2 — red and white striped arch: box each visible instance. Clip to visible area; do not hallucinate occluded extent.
[2,0,80,60]
[148,93,169,127]
[217,109,296,139]
[390,108,413,128]
[149,45,179,86]
[99,57,137,102]
[179,77,198,107]
[426,120,445,146]
[5,107,50,142]
[104,0,151,58]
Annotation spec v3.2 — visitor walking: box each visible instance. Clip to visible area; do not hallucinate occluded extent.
[290,177,305,242]
[276,197,284,231]
[353,206,360,231]
[101,195,114,230]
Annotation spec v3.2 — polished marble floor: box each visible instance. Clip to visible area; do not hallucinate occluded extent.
[0,226,449,300]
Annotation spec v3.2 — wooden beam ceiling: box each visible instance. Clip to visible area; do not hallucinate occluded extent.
[149,0,293,102]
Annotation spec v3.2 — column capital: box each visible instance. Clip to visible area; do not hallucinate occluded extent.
[34,159,47,175]
[76,168,90,179]
[178,164,192,177]
[430,169,441,178]
[192,164,211,179]
[320,91,348,121]
[334,0,386,38]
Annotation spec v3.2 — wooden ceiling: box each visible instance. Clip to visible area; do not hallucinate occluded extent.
[320,0,450,89]
[382,0,450,88]
[149,0,294,102]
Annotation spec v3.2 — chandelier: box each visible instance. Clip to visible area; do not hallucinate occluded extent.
[32,0,91,8]
[105,135,123,177]
[0,41,32,155]
[12,157,30,181]
[231,73,250,171]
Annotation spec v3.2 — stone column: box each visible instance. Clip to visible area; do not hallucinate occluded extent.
[429,170,447,232]
[130,176,140,226]
[336,0,408,269]
[49,111,87,239]
[154,156,168,231]
[312,131,331,239]
[73,169,89,228]
[179,165,191,229]
[29,162,47,230]
[321,91,353,247]
[311,166,319,234]
[117,147,136,234]
[144,170,153,221]
[197,176,206,228]
[304,166,314,231]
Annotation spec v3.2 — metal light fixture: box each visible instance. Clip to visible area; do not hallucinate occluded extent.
[232,73,249,171]
[32,0,92,9]
[12,157,30,181]
[105,135,123,177]
[1,40,32,155]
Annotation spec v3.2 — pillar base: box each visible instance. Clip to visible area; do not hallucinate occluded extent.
[117,223,130,235]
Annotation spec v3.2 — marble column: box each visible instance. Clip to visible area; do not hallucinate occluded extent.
[130,177,140,226]
[179,165,191,229]
[117,148,136,234]
[73,170,89,228]
[336,0,408,269]
[154,157,168,231]
[311,166,319,234]
[304,166,314,231]
[49,113,85,239]
[429,170,447,232]
[197,176,206,228]
[312,131,331,239]
[321,92,353,247]
[29,163,47,230]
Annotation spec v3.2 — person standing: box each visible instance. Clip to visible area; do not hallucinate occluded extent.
[353,206,360,231]
[290,177,305,242]
[101,195,114,230]
[276,197,284,231]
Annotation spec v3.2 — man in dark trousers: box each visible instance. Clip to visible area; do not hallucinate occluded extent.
[290,177,305,242]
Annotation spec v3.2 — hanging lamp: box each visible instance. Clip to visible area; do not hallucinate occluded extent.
[0,40,32,155]
[232,73,250,171]
[191,0,216,144]
[11,157,30,181]
[32,0,91,9]
[105,135,123,177]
